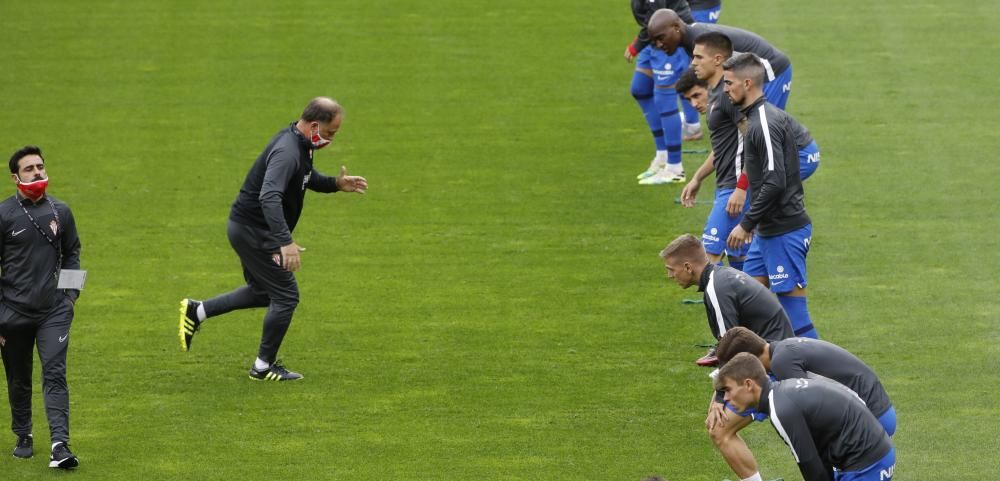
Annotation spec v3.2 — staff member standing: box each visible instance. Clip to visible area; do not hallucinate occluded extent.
[0,145,82,469]
[179,97,368,381]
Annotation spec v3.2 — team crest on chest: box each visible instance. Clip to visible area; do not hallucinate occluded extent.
[50,219,58,236]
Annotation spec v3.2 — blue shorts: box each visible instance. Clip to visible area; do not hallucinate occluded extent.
[723,401,768,422]
[691,6,722,23]
[763,66,792,110]
[878,405,897,437]
[742,223,812,294]
[799,140,820,181]
[638,46,691,88]
[834,448,895,481]
[702,188,751,257]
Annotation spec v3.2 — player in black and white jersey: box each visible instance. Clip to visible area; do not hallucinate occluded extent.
[716,353,896,481]
[659,234,793,363]
[707,327,896,481]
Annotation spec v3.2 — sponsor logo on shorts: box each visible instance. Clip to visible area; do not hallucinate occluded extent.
[703,233,721,244]
[653,62,678,79]
[782,81,792,93]
[806,152,820,163]
[769,264,790,282]
[880,464,895,480]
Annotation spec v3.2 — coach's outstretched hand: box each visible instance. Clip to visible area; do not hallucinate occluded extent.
[336,165,368,194]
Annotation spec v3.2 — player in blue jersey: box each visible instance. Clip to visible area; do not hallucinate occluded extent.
[627,1,702,185]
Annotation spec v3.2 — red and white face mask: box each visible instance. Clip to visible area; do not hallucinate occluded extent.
[15,175,48,200]
[310,125,331,150]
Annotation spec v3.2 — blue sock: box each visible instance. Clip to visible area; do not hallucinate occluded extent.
[631,72,666,151]
[728,259,744,271]
[655,88,683,168]
[681,95,700,127]
[778,295,819,338]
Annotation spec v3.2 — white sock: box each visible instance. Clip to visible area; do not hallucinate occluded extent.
[666,162,684,174]
[655,151,667,164]
[254,358,270,370]
[685,121,702,130]
[741,473,763,481]
[196,304,207,322]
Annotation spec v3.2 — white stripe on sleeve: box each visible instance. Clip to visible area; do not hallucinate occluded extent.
[706,270,727,335]
[769,389,801,463]
[760,58,776,82]
[735,131,744,175]
[758,105,775,171]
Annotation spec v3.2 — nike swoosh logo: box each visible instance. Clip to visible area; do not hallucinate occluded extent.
[59,334,68,343]
[11,229,26,237]
[770,280,785,286]
[656,76,668,81]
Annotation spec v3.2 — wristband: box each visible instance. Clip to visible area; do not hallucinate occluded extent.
[736,172,749,190]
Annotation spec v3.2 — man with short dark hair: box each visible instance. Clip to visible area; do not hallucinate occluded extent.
[676,34,821,273]
[674,32,748,271]
[0,145,82,469]
[722,54,818,340]
[179,97,368,381]
[716,353,897,481]
[659,233,793,363]
[716,327,896,435]
[708,327,896,481]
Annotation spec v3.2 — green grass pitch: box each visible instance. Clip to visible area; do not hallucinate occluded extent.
[0,0,997,479]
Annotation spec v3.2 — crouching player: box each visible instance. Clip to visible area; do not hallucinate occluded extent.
[706,327,896,481]
[716,353,895,481]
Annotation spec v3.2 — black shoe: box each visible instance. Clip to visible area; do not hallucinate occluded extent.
[178,299,203,352]
[49,442,78,469]
[12,434,32,459]
[248,361,303,381]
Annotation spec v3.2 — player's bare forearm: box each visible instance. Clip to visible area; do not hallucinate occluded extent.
[692,151,716,184]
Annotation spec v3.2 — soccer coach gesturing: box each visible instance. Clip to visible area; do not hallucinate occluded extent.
[180,97,367,381]
[0,145,82,469]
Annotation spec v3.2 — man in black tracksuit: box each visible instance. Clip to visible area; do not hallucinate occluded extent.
[660,233,793,362]
[716,353,896,481]
[178,97,368,381]
[722,53,819,340]
[710,327,897,481]
[717,327,896,435]
[0,145,81,468]
[661,233,793,481]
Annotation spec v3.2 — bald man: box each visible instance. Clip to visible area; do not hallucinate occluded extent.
[179,97,368,381]
[647,9,794,110]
